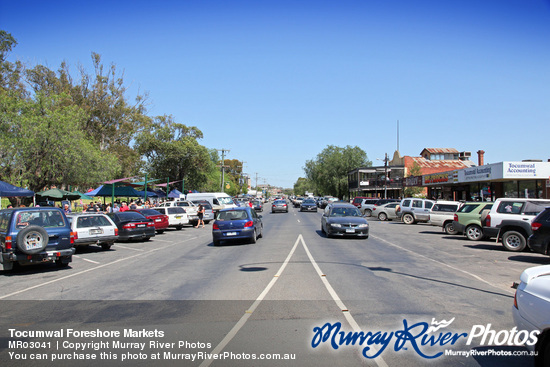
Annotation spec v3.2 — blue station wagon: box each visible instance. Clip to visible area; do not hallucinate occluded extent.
[0,207,75,271]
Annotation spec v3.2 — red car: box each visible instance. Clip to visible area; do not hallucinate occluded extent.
[129,209,169,234]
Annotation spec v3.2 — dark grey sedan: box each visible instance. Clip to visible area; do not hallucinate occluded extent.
[321,203,369,239]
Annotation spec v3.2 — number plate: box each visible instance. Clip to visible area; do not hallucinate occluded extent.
[155,219,162,222]
[137,224,146,228]
[89,229,103,235]
[226,232,237,236]
[26,241,42,250]
[175,216,182,219]
[345,228,355,233]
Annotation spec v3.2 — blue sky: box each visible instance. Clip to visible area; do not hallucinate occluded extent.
[2,0,549,188]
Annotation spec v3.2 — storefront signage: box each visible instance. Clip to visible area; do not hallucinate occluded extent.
[423,173,450,185]
[404,176,422,187]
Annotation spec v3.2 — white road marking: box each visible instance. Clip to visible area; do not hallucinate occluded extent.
[371,234,514,294]
[114,244,145,251]
[301,236,389,367]
[199,235,302,367]
[72,255,100,264]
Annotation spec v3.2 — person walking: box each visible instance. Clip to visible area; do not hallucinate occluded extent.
[195,204,205,228]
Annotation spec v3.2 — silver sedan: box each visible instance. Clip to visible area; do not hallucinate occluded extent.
[371,202,400,221]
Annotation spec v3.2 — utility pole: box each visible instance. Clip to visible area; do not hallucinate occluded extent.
[217,149,230,192]
[384,152,388,199]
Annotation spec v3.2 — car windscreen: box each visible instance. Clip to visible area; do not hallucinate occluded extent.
[330,207,362,217]
[218,197,234,205]
[217,210,249,221]
[138,209,162,216]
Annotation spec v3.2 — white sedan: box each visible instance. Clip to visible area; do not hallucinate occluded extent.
[152,207,189,230]
[67,213,118,250]
[512,264,550,365]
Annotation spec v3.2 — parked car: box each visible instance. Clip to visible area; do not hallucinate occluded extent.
[106,211,156,241]
[152,206,189,230]
[528,207,550,256]
[67,213,118,250]
[300,198,318,212]
[352,197,369,208]
[321,203,369,239]
[272,199,289,213]
[483,198,550,251]
[359,199,381,216]
[452,202,493,241]
[396,198,435,224]
[129,209,169,234]
[0,207,75,271]
[372,202,400,221]
[212,207,263,246]
[190,200,215,223]
[157,200,199,225]
[427,201,462,235]
[512,265,550,366]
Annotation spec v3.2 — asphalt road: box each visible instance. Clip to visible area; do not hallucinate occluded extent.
[2,203,549,367]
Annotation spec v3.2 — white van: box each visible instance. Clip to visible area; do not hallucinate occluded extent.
[185,192,237,213]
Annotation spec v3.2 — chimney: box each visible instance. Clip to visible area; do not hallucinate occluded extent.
[477,150,485,166]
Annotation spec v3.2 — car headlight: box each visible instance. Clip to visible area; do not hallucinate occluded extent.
[358,224,369,228]
[331,223,342,228]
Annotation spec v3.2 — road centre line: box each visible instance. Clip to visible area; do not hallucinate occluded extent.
[0,236,200,300]
[199,235,302,367]
[200,235,388,367]
[370,234,514,294]
[300,236,389,367]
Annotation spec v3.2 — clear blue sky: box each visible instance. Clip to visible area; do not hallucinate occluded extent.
[2,0,549,188]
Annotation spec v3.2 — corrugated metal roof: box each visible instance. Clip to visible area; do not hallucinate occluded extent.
[410,157,471,169]
[421,148,460,154]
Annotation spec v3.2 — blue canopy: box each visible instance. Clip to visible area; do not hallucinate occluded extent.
[136,190,162,198]
[86,185,141,197]
[168,189,183,198]
[0,180,34,197]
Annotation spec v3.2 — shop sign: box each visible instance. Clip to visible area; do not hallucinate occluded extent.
[404,176,422,187]
[423,173,450,185]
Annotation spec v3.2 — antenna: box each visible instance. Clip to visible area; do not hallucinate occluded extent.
[397,120,400,151]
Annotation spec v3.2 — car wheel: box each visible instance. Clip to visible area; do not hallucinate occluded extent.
[176,225,183,230]
[143,237,151,241]
[250,230,257,244]
[157,230,164,234]
[16,225,49,254]
[101,243,112,250]
[378,212,388,221]
[402,213,415,225]
[364,209,372,217]
[213,240,220,246]
[321,224,326,234]
[502,231,526,252]
[465,225,484,241]
[444,222,458,235]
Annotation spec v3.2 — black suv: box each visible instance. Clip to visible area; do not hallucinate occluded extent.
[529,207,550,256]
[0,207,75,271]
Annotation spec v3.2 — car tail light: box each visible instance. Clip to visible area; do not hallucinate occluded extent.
[244,221,254,228]
[485,214,491,227]
[283,204,287,207]
[396,206,401,213]
[372,207,377,212]
[70,232,75,244]
[513,290,518,309]
[147,222,155,227]
[454,214,458,221]
[532,222,542,231]
[115,228,119,236]
[5,236,12,250]
[213,223,219,230]
[123,223,136,229]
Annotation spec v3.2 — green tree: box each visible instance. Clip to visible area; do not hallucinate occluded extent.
[1,92,119,192]
[304,145,371,199]
[134,115,214,191]
[293,177,314,196]
[404,162,425,197]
